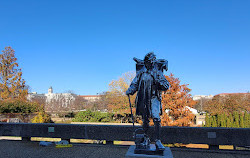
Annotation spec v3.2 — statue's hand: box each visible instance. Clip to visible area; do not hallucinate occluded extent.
[126,89,132,96]
[154,77,162,85]
[154,71,164,84]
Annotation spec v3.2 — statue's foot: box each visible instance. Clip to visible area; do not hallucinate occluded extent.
[143,136,151,148]
[155,139,165,151]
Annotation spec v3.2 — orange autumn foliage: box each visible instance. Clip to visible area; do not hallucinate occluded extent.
[161,73,196,126]
[204,93,250,115]
[0,46,28,100]
[106,72,136,115]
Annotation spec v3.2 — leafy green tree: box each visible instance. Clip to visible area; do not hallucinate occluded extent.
[226,117,231,127]
[211,116,217,127]
[0,100,40,114]
[221,113,227,127]
[204,112,249,128]
[205,113,210,127]
[217,114,221,127]
[233,111,240,128]
[244,112,250,128]
[240,113,244,128]
[228,113,234,127]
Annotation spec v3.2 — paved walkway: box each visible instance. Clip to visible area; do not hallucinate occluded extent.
[0,140,249,158]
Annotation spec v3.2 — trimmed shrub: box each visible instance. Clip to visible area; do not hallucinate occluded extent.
[72,110,114,123]
[31,112,53,123]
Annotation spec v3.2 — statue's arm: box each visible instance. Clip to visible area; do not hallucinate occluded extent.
[126,74,139,95]
[157,72,170,91]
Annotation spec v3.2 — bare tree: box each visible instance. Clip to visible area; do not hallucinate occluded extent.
[84,92,108,111]
[72,95,87,111]
[194,98,210,112]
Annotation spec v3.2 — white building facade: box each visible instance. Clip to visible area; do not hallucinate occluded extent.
[27,87,77,112]
[192,95,214,101]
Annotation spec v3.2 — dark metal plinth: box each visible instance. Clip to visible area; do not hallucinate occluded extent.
[126,145,173,158]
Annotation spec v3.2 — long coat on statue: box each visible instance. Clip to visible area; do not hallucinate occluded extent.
[127,59,169,118]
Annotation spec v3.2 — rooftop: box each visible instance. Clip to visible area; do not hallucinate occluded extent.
[79,95,100,97]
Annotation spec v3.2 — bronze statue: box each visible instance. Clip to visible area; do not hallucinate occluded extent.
[126,52,169,152]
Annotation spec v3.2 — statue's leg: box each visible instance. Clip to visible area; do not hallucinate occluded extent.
[142,115,150,135]
[153,118,161,140]
[141,115,151,148]
[151,97,165,151]
[153,118,165,151]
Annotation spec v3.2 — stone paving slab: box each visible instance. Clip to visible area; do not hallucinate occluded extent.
[0,140,249,158]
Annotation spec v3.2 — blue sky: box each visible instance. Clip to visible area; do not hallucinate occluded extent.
[0,0,249,95]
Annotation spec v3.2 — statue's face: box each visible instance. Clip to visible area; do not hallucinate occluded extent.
[145,59,153,70]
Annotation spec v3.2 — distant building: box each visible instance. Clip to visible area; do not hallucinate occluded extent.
[27,87,77,112]
[165,106,198,115]
[195,114,206,126]
[27,92,46,101]
[192,95,214,101]
[79,95,100,102]
[27,87,102,112]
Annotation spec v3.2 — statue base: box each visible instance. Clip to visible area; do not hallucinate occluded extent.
[135,144,164,155]
[125,145,173,158]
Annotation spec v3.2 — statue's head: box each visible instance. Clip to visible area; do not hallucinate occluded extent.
[144,52,156,70]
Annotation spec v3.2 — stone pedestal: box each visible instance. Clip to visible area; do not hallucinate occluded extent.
[125,145,173,158]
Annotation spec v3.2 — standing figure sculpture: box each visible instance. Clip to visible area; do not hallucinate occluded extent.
[126,52,169,152]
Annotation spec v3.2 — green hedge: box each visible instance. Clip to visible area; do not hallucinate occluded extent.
[0,100,40,114]
[204,111,250,128]
[72,110,114,123]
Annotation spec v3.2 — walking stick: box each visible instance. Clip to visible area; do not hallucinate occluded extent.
[128,95,135,131]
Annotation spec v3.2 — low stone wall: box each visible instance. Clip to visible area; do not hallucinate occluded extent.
[0,122,249,150]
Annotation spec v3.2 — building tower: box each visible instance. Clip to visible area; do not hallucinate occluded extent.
[48,86,53,94]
